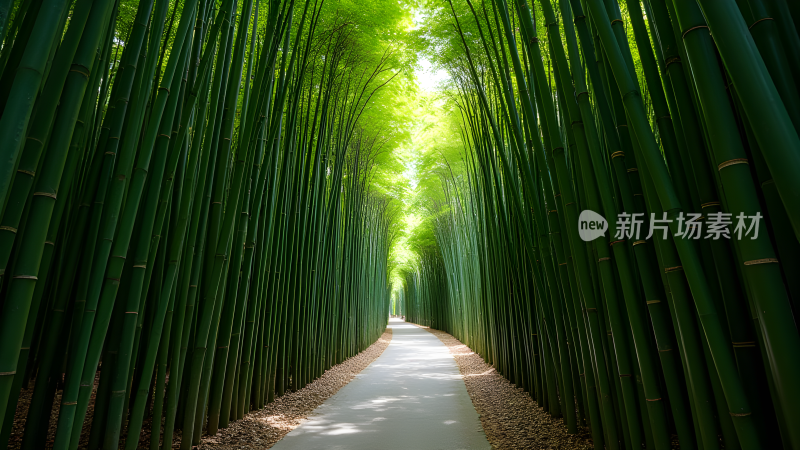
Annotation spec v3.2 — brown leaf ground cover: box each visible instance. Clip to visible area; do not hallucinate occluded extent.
[422,326,594,450]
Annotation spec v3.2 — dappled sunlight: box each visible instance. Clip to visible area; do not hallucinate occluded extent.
[283,418,365,437]
[350,396,406,411]
[280,388,480,439]
[465,368,496,378]
[260,414,301,432]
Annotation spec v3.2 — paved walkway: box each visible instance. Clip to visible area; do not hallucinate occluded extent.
[271,319,490,450]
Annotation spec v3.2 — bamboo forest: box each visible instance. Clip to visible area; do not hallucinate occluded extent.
[0,0,798,447]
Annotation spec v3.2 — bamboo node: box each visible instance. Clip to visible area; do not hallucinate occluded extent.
[598,257,610,262]
[565,202,574,206]
[701,201,721,208]
[26,136,43,144]
[17,169,35,176]
[616,124,628,128]
[729,412,752,417]
[13,275,38,280]
[733,343,756,348]
[125,311,138,314]
[718,158,749,170]
[682,25,709,40]
[158,134,171,139]
[646,300,660,304]
[133,265,146,269]
[744,258,778,265]
[646,398,662,402]
[586,308,597,312]
[659,348,672,352]
[748,17,774,30]
[0,371,16,376]
[554,193,562,198]
[627,168,638,173]
[664,57,681,70]
[45,241,54,246]
[632,240,646,246]
[610,239,625,246]
[576,91,589,99]
[69,66,90,78]
[0,226,17,233]
[619,374,632,377]
[611,19,623,25]
[622,90,641,101]
[611,151,625,159]
[665,266,683,273]
[559,262,567,266]
[33,192,56,199]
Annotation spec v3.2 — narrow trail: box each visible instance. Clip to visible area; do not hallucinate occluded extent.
[271,319,490,450]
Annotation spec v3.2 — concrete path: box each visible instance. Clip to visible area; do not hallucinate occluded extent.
[271,319,490,450]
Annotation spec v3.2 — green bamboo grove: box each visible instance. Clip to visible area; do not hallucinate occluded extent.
[404,0,800,449]
[0,0,403,447]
